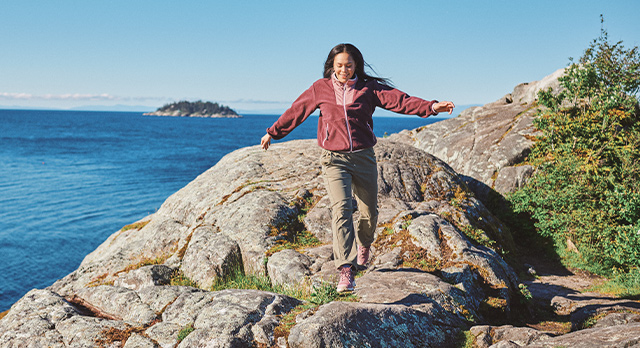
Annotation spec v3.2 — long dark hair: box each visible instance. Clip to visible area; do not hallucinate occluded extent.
[323,43,393,87]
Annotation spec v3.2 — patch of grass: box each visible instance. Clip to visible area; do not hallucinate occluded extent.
[460,225,496,250]
[170,270,199,288]
[177,323,195,343]
[273,282,358,343]
[266,195,323,257]
[518,283,533,302]
[580,312,609,330]
[211,266,275,292]
[588,273,640,299]
[530,321,572,335]
[455,330,475,348]
[449,186,470,209]
[373,220,444,273]
[119,220,150,232]
[273,303,317,343]
[86,273,114,288]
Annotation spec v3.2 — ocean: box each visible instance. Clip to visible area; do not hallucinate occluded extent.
[0,109,445,311]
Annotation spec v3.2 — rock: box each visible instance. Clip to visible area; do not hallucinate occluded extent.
[593,312,640,328]
[388,68,565,201]
[136,285,204,314]
[303,244,333,273]
[355,269,478,322]
[114,264,173,291]
[528,322,640,347]
[76,285,158,325]
[0,289,75,346]
[6,134,525,346]
[267,249,312,286]
[145,322,183,348]
[469,325,551,347]
[371,211,518,318]
[123,333,159,348]
[288,301,464,348]
[493,165,535,195]
[0,289,134,347]
[159,289,301,347]
[181,226,243,289]
[303,195,333,243]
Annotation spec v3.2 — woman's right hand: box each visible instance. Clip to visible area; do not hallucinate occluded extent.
[261,133,272,150]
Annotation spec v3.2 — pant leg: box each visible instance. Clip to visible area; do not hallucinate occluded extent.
[351,147,378,248]
[321,150,358,269]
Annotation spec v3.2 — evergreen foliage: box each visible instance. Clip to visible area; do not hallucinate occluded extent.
[508,21,640,286]
[156,100,238,116]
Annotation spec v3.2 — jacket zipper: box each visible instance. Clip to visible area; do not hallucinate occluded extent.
[343,84,353,152]
[323,123,329,147]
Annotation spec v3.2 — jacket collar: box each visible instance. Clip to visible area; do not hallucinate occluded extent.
[331,73,358,88]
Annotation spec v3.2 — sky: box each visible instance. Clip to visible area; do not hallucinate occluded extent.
[0,0,638,114]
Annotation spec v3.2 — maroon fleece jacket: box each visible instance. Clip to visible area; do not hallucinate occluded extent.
[266,77,438,152]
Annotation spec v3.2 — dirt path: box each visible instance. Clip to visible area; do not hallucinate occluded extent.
[519,254,640,335]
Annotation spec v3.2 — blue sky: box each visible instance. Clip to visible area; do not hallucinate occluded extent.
[0,0,638,113]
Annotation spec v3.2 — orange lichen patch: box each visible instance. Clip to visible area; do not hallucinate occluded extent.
[372,222,444,273]
[217,183,249,206]
[120,220,150,232]
[94,320,161,348]
[0,310,9,320]
[480,296,509,323]
[176,231,194,260]
[114,254,169,277]
[86,273,113,288]
[217,179,282,207]
[111,220,151,246]
[528,321,572,335]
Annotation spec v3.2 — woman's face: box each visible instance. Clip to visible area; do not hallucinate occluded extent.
[333,52,356,83]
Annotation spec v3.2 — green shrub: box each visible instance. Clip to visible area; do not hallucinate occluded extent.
[509,21,640,282]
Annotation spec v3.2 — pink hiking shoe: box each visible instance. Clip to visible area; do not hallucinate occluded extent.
[357,245,370,267]
[337,265,355,293]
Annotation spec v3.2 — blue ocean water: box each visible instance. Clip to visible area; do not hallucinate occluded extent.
[0,109,444,311]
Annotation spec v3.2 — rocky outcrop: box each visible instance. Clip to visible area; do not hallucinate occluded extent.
[0,138,523,347]
[2,69,637,347]
[388,68,565,201]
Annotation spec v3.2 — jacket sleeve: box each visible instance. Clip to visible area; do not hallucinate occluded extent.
[266,84,319,140]
[373,82,438,118]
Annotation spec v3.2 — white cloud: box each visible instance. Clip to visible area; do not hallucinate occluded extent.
[0,92,169,102]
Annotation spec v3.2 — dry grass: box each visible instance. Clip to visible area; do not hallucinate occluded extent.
[120,220,150,232]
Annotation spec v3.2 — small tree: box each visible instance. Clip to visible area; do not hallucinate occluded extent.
[509,18,640,287]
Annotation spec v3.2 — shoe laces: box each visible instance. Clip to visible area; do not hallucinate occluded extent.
[340,266,354,282]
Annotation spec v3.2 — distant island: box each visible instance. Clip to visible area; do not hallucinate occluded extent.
[144,100,241,118]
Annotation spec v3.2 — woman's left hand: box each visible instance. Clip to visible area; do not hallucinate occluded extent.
[261,133,272,150]
[433,101,455,114]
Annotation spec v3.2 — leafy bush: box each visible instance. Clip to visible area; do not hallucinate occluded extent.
[509,22,640,281]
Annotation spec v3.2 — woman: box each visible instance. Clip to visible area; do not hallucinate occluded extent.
[261,43,454,292]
